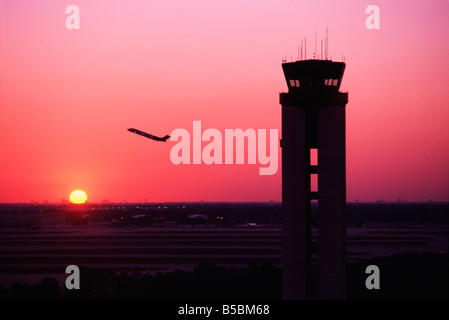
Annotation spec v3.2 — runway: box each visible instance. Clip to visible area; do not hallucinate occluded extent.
[0,226,447,286]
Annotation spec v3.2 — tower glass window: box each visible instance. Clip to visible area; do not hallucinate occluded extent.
[310,148,318,166]
[310,174,318,192]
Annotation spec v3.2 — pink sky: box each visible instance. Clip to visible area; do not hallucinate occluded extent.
[1,0,448,203]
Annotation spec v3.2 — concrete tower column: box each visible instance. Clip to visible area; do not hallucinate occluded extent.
[317,104,347,299]
[281,105,308,300]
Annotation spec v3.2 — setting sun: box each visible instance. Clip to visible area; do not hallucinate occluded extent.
[69,190,88,204]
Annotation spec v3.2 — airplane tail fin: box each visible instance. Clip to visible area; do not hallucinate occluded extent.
[163,135,170,141]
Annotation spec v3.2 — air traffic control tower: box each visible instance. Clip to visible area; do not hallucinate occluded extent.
[280,59,348,299]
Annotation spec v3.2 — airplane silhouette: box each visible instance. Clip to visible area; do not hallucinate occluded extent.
[127,128,170,142]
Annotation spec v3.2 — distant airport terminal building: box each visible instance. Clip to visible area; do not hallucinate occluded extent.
[0,205,65,227]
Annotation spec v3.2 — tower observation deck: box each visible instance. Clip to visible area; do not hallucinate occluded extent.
[280,59,347,108]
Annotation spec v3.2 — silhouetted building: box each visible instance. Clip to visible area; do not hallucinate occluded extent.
[280,59,348,299]
[0,206,65,227]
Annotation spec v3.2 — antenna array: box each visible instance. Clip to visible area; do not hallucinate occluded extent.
[284,28,346,63]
